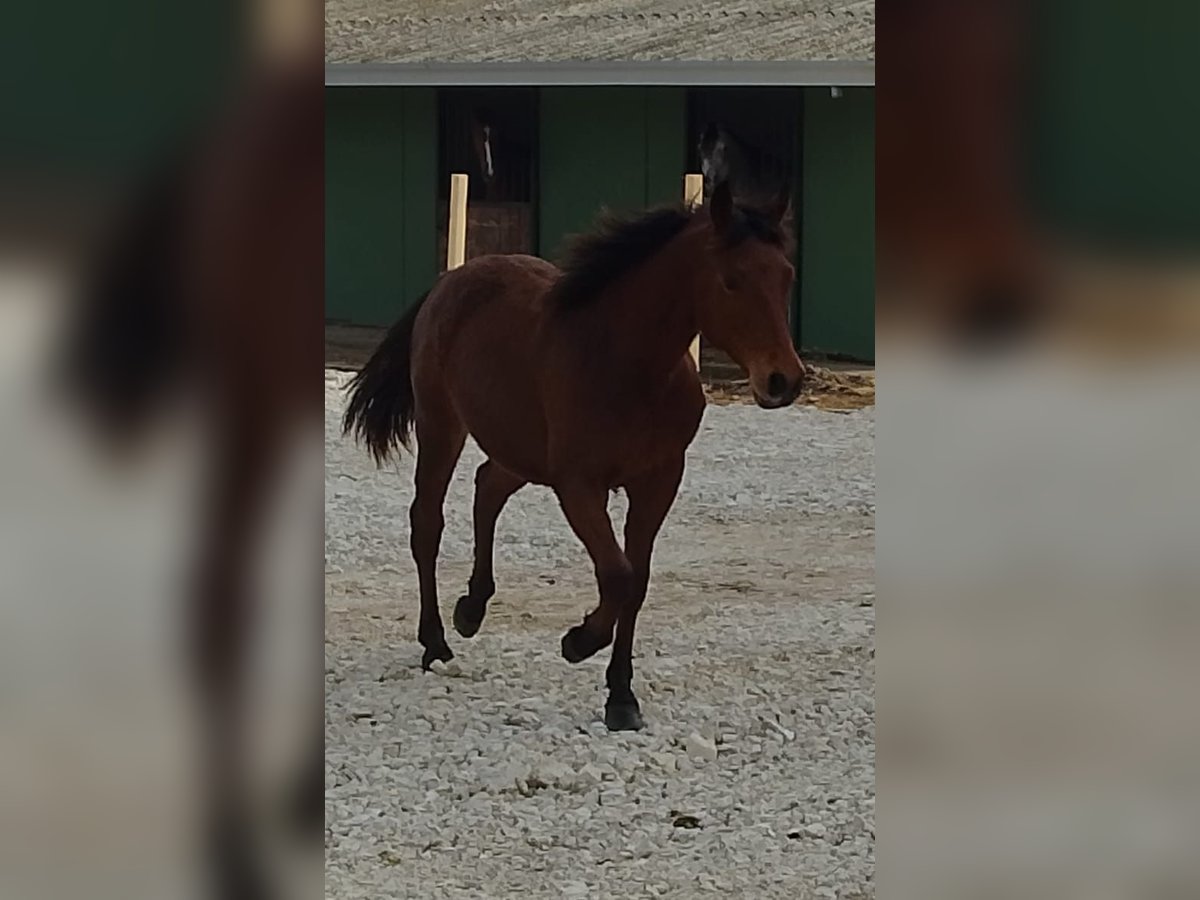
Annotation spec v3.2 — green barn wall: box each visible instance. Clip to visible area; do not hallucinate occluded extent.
[1029,2,1200,249]
[538,87,685,260]
[2,4,235,180]
[324,84,876,360]
[800,87,875,361]
[325,87,436,326]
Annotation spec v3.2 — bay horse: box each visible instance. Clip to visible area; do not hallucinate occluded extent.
[344,181,805,730]
[467,105,534,203]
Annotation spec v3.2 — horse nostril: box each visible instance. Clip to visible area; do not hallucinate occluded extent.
[766,371,788,398]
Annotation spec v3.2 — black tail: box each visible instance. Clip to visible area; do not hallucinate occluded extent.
[342,292,431,465]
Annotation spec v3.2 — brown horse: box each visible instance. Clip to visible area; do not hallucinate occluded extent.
[344,182,805,730]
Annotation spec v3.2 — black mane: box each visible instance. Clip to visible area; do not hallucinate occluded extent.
[549,202,786,309]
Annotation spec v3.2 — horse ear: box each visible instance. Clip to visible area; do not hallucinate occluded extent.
[767,183,791,225]
[710,180,734,234]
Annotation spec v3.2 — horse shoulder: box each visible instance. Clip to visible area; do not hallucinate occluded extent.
[640,360,706,452]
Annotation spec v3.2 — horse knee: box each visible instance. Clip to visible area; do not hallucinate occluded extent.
[629,570,650,609]
[598,557,636,606]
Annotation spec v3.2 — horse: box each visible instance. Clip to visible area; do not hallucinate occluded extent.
[469,107,498,188]
[467,106,534,203]
[343,181,805,731]
[698,122,787,204]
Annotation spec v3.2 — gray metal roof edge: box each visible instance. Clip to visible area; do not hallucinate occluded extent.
[325,60,875,87]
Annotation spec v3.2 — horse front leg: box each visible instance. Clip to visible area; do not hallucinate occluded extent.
[605,457,685,731]
[554,481,634,664]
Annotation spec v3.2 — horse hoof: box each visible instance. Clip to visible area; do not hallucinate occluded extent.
[604,700,645,732]
[453,595,485,638]
[561,625,611,663]
[421,643,454,671]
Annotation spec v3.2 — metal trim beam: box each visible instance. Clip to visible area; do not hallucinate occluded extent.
[325,60,875,87]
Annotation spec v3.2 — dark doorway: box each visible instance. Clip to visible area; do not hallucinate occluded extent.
[687,87,801,205]
[437,88,538,268]
[687,87,804,343]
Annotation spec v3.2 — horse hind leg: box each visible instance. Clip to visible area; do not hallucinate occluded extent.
[410,407,467,669]
[454,460,526,638]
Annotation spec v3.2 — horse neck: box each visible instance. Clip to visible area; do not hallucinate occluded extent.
[580,223,711,383]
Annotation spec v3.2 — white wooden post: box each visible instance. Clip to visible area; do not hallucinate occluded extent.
[447,173,469,270]
[684,173,704,368]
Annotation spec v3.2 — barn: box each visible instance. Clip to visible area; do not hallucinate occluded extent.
[325,3,876,361]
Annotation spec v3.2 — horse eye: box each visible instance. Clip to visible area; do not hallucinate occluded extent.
[723,275,742,292]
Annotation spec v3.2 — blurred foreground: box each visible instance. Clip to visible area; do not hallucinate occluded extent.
[880,3,1200,899]
[0,1,322,898]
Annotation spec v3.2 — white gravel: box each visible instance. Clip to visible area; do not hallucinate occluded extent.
[325,369,875,899]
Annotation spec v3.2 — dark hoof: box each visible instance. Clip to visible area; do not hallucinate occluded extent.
[561,624,612,663]
[605,699,645,732]
[421,643,454,671]
[453,595,486,638]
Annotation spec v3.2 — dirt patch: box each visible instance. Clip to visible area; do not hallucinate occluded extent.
[325,366,875,899]
[706,366,876,411]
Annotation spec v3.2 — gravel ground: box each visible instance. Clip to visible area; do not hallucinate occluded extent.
[325,369,875,899]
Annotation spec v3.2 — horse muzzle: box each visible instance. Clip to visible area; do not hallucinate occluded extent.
[751,368,804,409]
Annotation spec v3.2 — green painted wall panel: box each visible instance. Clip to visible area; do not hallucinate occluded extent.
[539,87,686,261]
[539,87,645,260]
[1,3,235,179]
[644,88,687,207]
[1030,2,1200,249]
[324,84,875,360]
[800,87,875,361]
[325,87,436,325]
